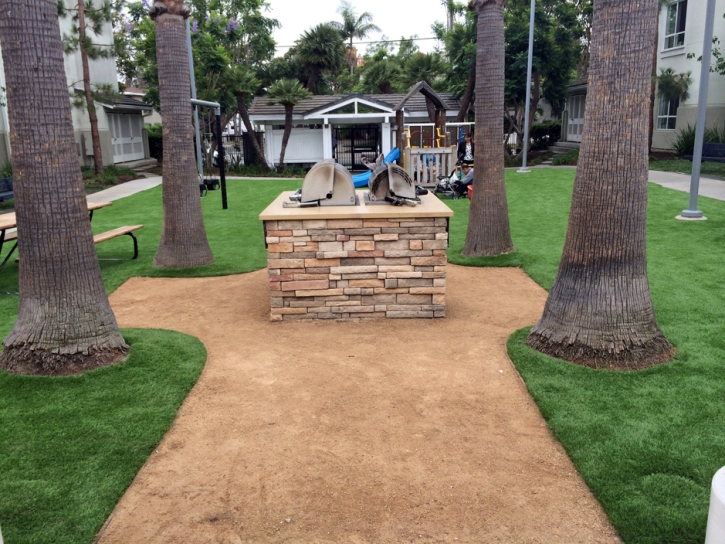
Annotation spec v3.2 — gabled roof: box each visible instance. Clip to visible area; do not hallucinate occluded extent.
[305,93,395,116]
[567,76,588,93]
[250,91,460,117]
[394,81,447,111]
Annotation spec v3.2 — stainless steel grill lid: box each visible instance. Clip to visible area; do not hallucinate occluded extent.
[284,159,357,207]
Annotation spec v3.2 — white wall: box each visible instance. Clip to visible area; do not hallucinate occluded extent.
[267,128,324,166]
[653,0,725,150]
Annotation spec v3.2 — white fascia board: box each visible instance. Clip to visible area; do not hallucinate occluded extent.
[249,114,303,123]
[308,96,394,117]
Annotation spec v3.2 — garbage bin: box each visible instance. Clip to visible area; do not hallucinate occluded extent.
[706,466,725,544]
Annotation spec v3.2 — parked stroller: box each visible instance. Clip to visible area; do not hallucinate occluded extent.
[433,169,468,199]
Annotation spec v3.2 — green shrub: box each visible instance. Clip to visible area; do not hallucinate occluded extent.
[146,123,163,161]
[672,124,725,157]
[551,148,579,165]
[227,163,304,178]
[0,162,11,178]
[530,121,562,150]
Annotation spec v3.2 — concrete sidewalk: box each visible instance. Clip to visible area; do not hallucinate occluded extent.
[85,176,162,204]
[648,170,725,202]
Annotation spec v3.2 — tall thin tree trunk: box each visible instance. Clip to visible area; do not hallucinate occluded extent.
[462,0,514,256]
[425,95,437,124]
[0,0,128,375]
[236,93,266,166]
[78,0,104,175]
[526,0,675,370]
[279,105,294,168]
[306,70,319,92]
[456,70,475,122]
[151,1,214,268]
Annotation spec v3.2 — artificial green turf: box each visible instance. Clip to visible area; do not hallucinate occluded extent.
[0,179,302,338]
[444,169,725,543]
[0,328,207,544]
[1,172,723,543]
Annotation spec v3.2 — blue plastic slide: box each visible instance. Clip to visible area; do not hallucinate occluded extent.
[351,147,401,187]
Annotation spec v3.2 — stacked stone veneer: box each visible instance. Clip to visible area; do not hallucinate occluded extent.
[264,217,449,320]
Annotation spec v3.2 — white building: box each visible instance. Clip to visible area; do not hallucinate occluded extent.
[249,90,461,170]
[0,2,152,171]
[653,0,725,150]
[561,0,725,151]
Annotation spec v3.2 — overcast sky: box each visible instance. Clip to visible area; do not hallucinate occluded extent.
[266,0,448,57]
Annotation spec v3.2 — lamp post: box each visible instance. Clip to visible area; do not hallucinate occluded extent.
[677,0,716,220]
[186,20,204,182]
[517,0,535,174]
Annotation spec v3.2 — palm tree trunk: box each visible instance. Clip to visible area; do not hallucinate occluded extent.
[279,104,294,168]
[425,96,437,124]
[462,0,514,256]
[456,69,475,122]
[78,0,104,175]
[236,93,267,166]
[0,0,128,375]
[306,70,319,92]
[526,0,675,370]
[151,2,214,268]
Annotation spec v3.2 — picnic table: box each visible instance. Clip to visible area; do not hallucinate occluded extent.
[0,200,143,277]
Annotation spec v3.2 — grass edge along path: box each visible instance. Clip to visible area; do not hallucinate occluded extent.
[0,328,207,544]
[445,169,725,544]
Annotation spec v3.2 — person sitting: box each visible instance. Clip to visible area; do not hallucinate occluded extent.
[453,162,474,198]
[457,132,474,164]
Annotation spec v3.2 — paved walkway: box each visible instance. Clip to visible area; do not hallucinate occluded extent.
[85,176,162,204]
[647,170,725,201]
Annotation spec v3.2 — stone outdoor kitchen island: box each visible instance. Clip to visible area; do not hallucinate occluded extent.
[259,190,454,321]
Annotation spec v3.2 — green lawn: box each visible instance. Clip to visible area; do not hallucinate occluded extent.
[445,169,725,544]
[1,173,723,543]
[649,158,725,179]
[0,329,206,544]
[0,180,301,543]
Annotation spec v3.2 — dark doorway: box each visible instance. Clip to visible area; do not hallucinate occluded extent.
[333,125,380,171]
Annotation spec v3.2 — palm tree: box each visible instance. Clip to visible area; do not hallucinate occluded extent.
[296,24,346,92]
[331,1,381,76]
[462,0,515,256]
[226,65,267,167]
[150,0,214,268]
[526,0,675,370]
[266,79,312,168]
[0,0,128,375]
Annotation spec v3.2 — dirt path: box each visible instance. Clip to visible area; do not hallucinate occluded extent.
[101,265,619,543]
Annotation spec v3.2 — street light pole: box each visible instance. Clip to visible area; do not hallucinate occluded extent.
[678,0,716,220]
[517,0,535,174]
[186,20,204,182]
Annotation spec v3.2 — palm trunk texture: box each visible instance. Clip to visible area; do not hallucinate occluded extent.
[456,70,475,122]
[78,0,104,175]
[279,105,293,168]
[462,0,514,256]
[526,0,675,370]
[0,0,128,375]
[236,93,266,166]
[151,2,214,268]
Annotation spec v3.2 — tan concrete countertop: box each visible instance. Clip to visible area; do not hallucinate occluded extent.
[259,190,454,221]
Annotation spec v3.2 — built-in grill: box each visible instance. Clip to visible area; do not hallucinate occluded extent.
[283,160,358,208]
[366,161,420,206]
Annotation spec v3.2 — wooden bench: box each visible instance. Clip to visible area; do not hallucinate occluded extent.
[3,225,143,262]
[0,177,13,202]
[685,142,725,164]
[94,225,143,260]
